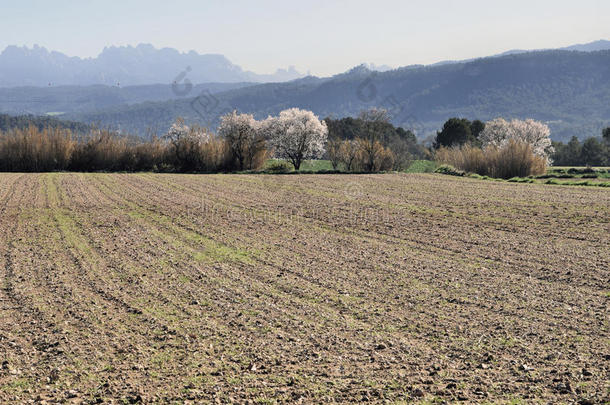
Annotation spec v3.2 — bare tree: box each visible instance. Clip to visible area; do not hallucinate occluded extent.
[326,136,342,170]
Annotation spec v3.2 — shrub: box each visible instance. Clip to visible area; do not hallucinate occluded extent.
[266,160,292,173]
[581,173,599,178]
[131,137,166,171]
[200,136,232,172]
[567,167,595,174]
[435,145,486,174]
[507,177,535,183]
[163,120,231,172]
[469,173,491,180]
[69,131,170,172]
[70,130,132,171]
[355,138,395,172]
[434,164,465,176]
[0,125,75,172]
[377,146,396,172]
[0,121,257,173]
[435,139,547,179]
[484,139,546,179]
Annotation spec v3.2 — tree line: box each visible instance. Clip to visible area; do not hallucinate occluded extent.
[0,113,90,133]
[1,111,607,174]
[0,108,427,173]
[552,131,610,166]
[0,109,323,173]
[432,116,610,170]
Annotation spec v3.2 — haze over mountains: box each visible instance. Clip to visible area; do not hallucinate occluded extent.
[0,82,255,115]
[1,40,609,141]
[0,43,303,87]
[3,40,609,88]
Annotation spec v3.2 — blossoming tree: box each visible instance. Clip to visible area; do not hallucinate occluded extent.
[479,118,554,163]
[218,111,265,170]
[263,108,328,170]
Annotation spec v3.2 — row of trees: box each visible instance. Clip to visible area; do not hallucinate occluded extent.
[324,109,427,172]
[0,108,330,173]
[433,116,610,168]
[0,113,90,134]
[0,107,426,174]
[552,130,610,166]
[2,109,606,174]
[327,138,395,172]
[1,107,412,173]
[219,107,426,173]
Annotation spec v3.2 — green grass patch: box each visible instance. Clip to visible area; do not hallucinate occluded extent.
[434,164,465,176]
[192,242,253,264]
[405,160,437,173]
[262,159,334,173]
[298,159,334,171]
[544,166,610,180]
[126,209,254,265]
[435,166,610,187]
[469,173,492,180]
[1,378,31,394]
[507,177,535,183]
[545,179,610,187]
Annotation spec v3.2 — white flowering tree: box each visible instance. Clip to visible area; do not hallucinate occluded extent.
[163,118,212,171]
[163,118,191,143]
[479,118,554,163]
[263,108,328,170]
[163,118,211,145]
[218,111,264,170]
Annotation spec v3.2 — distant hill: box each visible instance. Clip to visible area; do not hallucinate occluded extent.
[494,40,610,57]
[65,50,610,141]
[0,82,256,115]
[431,39,610,66]
[561,39,610,52]
[0,43,303,87]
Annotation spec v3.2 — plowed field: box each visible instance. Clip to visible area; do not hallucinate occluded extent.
[0,173,608,403]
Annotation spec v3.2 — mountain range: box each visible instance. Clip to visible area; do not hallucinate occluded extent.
[64,49,610,142]
[0,43,304,87]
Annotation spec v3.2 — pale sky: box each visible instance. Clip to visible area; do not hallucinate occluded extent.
[1,0,609,76]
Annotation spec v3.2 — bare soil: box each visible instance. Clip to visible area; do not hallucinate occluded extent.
[0,173,608,403]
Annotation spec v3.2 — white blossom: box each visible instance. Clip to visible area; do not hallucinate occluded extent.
[262,108,328,170]
[163,118,211,145]
[479,118,555,163]
[218,111,259,139]
[218,111,264,170]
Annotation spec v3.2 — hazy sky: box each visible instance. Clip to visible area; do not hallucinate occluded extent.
[2,0,609,76]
